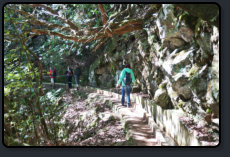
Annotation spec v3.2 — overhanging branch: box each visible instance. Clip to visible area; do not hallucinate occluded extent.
[98,4,108,25]
[28,4,79,31]
[6,4,156,53]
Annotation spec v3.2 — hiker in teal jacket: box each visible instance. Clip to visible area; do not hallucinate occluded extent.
[116,63,135,107]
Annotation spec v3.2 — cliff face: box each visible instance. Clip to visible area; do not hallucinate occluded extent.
[89,4,219,122]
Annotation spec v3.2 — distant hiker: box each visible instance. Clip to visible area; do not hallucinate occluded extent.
[74,66,81,89]
[65,66,73,89]
[49,67,56,89]
[116,63,135,107]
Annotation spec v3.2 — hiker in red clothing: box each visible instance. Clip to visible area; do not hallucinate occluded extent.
[49,67,56,89]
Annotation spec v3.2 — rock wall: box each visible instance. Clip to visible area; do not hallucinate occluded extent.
[89,4,219,123]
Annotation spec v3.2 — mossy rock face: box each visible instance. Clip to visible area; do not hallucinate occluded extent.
[210,102,219,118]
[172,49,194,74]
[172,74,192,101]
[180,13,198,31]
[155,68,164,85]
[197,32,212,52]
[95,104,104,113]
[177,101,185,108]
[108,115,117,122]
[156,4,177,40]
[191,77,208,98]
[184,102,198,115]
[188,64,200,78]
[188,65,209,100]
[89,57,102,74]
[154,88,170,109]
[211,79,219,103]
[162,37,186,50]
[158,81,167,89]
[167,86,179,107]
[89,117,101,128]
[206,79,219,118]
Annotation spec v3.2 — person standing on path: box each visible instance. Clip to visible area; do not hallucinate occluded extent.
[49,67,56,89]
[116,63,135,108]
[74,66,81,89]
[65,66,73,89]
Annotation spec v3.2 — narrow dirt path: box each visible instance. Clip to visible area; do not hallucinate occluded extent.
[43,84,176,146]
[90,93,176,146]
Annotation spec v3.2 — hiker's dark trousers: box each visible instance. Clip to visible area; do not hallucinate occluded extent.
[67,76,72,88]
[68,82,72,88]
[74,75,79,85]
[121,85,131,107]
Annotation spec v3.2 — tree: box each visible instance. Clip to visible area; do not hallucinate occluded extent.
[5,4,160,52]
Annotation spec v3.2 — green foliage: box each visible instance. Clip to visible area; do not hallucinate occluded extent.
[125,138,134,146]
[4,48,45,145]
[39,88,69,143]
[158,83,166,89]
[110,62,117,76]
[73,89,88,100]
[206,108,211,114]
[4,7,70,145]
[195,18,203,38]
[108,115,116,122]
[4,27,43,145]
[88,117,101,129]
[178,101,185,107]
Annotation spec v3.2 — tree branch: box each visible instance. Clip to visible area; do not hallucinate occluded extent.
[28,4,79,31]
[113,19,143,35]
[98,4,108,25]
[6,4,153,53]
[92,37,109,52]
[12,7,73,33]
[30,28,106,43]
[30,29,79,42]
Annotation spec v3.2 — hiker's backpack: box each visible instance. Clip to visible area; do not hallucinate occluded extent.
[124,72,132,85]
[53,69,57,77]
[67,70,72,77]
[75,67,81,76]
